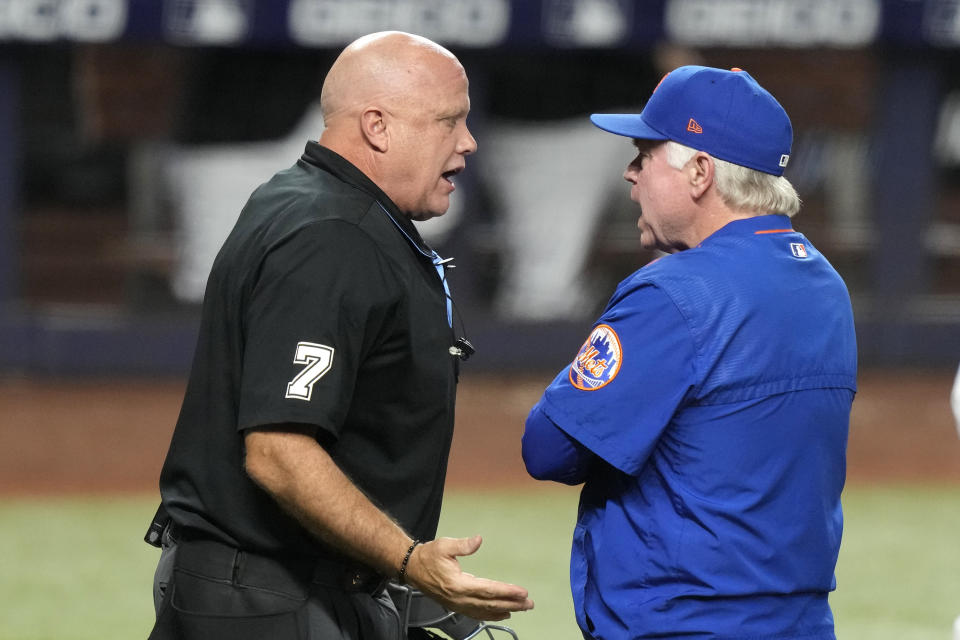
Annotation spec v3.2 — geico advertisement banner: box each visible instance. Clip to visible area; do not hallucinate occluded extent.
[0,0,955,48]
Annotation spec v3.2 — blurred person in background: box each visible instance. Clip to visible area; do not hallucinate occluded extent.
[146,30,532,640]
[522,66,857,639]
[478,42,698,322]
[952,361,960,436]
[479,49,651,321]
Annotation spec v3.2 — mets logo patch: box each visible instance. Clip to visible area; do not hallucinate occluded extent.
[569,324,623,391]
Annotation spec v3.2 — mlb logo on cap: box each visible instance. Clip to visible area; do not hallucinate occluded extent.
[590,65,793,176]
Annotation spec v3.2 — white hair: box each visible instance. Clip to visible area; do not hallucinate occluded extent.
[664,141,801,218]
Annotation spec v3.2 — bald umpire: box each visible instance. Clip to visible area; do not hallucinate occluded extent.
[145,31,532,640]
[522,66,857,639]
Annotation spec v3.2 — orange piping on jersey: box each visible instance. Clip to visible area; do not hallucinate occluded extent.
[754,229,794,235]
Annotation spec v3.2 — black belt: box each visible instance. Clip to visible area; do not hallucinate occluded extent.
[170,525,388,596]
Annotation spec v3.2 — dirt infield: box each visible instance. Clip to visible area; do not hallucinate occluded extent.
[1,368,958,495]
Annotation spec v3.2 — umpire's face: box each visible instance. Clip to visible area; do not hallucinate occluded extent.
[387,55,477,221]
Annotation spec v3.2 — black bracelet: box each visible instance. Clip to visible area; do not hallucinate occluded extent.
[398,539,421,584]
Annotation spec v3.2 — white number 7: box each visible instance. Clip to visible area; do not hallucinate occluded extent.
[285,341,335,401]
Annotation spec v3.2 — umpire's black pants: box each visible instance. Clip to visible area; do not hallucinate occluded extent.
[149,535,402,640]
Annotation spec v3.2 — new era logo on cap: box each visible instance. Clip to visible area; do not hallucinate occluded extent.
[590,66,793,176]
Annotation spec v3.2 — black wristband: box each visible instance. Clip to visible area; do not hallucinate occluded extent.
[398,540,421,584]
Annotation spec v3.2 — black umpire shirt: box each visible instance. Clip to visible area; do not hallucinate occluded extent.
[158,142,458,560]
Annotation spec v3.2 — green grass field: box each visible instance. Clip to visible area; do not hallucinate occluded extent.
[1,484,958,639]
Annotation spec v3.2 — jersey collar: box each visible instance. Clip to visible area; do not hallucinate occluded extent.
[300,141,435,256]
[700,214,793,246]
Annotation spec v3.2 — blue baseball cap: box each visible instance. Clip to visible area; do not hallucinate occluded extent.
[590,65,793,176]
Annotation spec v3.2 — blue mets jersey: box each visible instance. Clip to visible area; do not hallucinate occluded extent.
[525,214,857,639]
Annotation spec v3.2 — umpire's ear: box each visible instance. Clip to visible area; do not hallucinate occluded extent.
[360,107,389,153]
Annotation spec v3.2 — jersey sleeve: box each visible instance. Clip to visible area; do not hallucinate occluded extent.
[237,220,398,438]
[522,400,596,485]
[538,282,697,476]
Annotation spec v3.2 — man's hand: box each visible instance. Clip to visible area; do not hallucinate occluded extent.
[244,429,533,622]
[405,535,534,622]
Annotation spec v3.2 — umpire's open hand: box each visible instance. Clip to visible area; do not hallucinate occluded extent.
[405,535,534,621]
